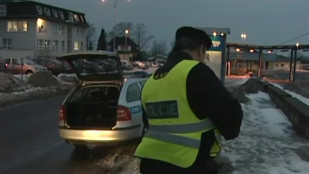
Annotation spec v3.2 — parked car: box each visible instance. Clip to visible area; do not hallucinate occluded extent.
[3,57,46,74]
[57,51,147,147]
[34,58,71,75]
[156,59,166,67]
[121,61,133,70]
[134,61,148,69]
[124,71,152,78]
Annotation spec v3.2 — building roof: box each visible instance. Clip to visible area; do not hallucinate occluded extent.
[229,52,277,62]
[108,36,138,51]
[0,0,87,26]
[227,43,309,50]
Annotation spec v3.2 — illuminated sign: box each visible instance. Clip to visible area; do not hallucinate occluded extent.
[208,35,225,51]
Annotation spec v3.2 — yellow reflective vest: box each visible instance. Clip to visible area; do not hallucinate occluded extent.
[135,60,221,168]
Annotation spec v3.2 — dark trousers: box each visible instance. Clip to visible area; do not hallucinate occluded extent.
[139,157,218,174]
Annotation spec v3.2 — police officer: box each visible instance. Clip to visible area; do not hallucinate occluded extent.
[135,26,243,174]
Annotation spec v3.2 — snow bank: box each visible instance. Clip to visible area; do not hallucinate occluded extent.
[0,72,23,92]
[27,71,59,87]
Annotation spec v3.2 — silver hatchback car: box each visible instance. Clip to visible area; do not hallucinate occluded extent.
[57,51,147,147]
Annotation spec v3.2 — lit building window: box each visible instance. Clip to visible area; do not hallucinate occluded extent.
[74,14,80,22]
[22,22,27,31]
[7,21,28,32]
[74,42,79,51]
[80,15,84,23]
[0,5,7,16]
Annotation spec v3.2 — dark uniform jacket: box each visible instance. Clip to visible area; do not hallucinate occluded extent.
[140,51,243,174]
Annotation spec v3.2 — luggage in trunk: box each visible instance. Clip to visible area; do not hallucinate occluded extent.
[66,86,120,129]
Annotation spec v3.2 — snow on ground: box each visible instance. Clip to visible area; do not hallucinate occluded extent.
[221,91,309,174]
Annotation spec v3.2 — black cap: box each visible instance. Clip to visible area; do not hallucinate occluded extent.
[175,26,212,48]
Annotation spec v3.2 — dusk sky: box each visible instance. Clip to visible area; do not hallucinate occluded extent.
[40,0,309,50]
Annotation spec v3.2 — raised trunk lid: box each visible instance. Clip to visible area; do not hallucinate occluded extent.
[57,51,124,83]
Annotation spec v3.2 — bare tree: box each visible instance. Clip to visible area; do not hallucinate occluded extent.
[132,23,154,51]
[151,40,167,56]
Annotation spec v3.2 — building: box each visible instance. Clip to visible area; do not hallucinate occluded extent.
[108,36,138,62]
[0,0,88,60]
[228,50,277,75]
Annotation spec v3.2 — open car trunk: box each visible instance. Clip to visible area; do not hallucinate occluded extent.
[66,85,120,129]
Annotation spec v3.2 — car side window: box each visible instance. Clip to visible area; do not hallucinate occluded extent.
[126,83,141,102]
[4,59,10,64]
[12,59,19,65]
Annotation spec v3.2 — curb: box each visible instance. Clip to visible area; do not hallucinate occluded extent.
[258,79,309,139]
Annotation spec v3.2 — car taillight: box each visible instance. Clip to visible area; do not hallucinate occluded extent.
[59,105,67,121]
[117,105,131,121]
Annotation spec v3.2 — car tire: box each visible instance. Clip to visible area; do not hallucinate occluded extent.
[26,70,33,75]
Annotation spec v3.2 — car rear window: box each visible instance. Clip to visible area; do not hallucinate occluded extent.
[70,86,119,103]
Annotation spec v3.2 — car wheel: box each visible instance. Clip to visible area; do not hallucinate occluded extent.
[26,70,33,75]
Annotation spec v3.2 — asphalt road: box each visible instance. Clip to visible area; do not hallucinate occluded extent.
[0,96,138,174]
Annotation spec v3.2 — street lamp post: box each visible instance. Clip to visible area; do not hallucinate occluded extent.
[113,0,117,52]
[101,0,131,52]
[125,29,129,61]
[293,42,300,82]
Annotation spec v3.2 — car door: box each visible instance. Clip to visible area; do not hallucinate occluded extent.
[125,81,143,127]
[11,58,22,74]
